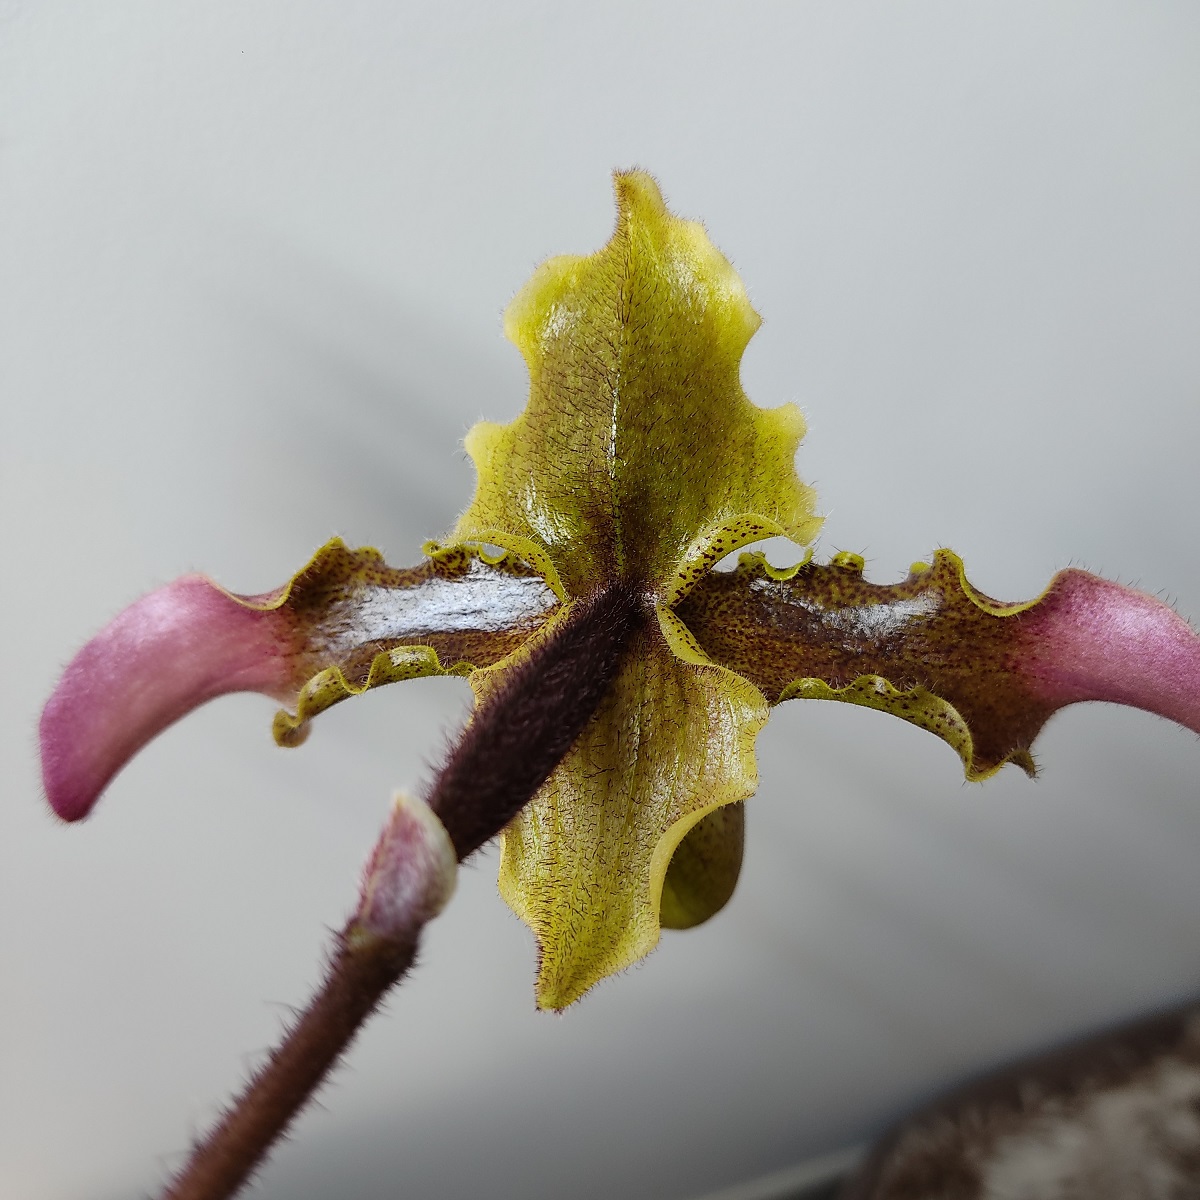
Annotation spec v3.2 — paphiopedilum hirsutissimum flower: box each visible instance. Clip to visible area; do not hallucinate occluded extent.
[41,171,1200,1010]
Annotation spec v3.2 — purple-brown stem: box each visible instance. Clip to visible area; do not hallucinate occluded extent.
[161,925,417,1200]
[428,578,646,859]
[160,581,641,1200]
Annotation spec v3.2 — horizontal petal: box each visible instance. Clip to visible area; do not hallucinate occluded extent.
[42,575,296,822]
[494,608,768,1009]
[270,540,557,743]
[1015,567,1200,728]
[677,549,1200,780]
[41,539,558,821]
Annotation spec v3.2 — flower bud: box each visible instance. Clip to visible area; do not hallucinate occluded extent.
[353,793,457,945]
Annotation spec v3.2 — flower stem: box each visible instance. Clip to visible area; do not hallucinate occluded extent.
[161,925,416,1200]
[159,581,641,1200]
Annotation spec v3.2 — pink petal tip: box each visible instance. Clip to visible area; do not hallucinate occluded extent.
[40,576,296,821]
[1019,570,1200,736]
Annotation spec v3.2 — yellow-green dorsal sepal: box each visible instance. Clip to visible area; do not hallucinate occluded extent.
[451,170,822,602]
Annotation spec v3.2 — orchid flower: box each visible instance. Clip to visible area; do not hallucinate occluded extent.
[41,171,1200,1014]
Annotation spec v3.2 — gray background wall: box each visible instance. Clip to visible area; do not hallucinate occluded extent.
[3,4,1199,1197]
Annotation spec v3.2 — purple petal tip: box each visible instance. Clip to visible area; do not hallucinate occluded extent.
[40,576,296,821]
[1020,570,1200,737]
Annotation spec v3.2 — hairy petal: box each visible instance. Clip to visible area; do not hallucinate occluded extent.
[678,549,1200,780]
[452,169,821,601]
[269,540,557,744]
[41,539,558,821]
[1016,568,1200,728]
[41,576,297,822]
[492,608,767,1009]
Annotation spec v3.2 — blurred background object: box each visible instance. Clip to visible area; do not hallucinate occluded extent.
[3,4,1199,1198]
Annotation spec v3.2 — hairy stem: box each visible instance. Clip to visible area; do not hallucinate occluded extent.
[160,581,641,1200]
[161,926,416,1200]
[428,578,645,858]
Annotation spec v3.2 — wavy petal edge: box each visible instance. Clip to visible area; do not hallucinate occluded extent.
[40,537,557,821]
[681,547,1200,781]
